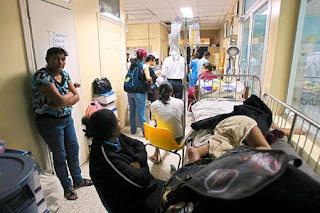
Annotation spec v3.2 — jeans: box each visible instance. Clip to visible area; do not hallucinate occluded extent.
[35,114,83,190]
[128,92,146,135]
[167,79,183,99]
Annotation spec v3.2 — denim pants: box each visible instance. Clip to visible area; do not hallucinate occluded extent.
[128,92,146,135]
[35,114,83,190]
[167,79,183,99]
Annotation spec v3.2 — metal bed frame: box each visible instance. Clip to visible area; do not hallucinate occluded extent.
[193,74,261,100]
[263,93,320,175]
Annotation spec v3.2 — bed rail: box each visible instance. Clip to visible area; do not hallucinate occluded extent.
[194,74,261,101]
[263,93,320,175]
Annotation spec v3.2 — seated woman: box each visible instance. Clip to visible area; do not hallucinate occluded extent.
[188,63,217,111]
[148,81,184,164]
[82,109,164,212]
[186,115,272,164]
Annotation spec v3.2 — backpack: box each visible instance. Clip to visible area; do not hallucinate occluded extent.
[124,62,143,93]
[158,146,320,212]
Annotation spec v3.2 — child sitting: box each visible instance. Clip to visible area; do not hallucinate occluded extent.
[187,63,217,111]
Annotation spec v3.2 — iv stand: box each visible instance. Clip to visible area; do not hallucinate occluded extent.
[183,17,188,138]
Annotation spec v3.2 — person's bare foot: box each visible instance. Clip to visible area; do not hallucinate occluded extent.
[186,146,201,164]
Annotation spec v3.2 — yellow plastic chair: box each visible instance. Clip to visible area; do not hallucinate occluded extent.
[144,122,185,169]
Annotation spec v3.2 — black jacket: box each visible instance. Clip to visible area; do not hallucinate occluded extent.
[89,133,164,212]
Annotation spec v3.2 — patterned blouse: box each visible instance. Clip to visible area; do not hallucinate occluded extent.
[32,68,72,117]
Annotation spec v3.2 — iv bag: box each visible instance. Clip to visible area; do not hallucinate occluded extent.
[189,21,200,49]
[169,19,182,56]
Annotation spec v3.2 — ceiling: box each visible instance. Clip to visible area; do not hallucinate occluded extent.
[124,0,236,29]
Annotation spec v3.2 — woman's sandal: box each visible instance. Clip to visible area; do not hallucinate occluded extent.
[74,178,93,187]
[64,187,78,200]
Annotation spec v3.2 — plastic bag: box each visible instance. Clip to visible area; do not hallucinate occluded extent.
[93,77,112,94]
[156,76,166,87]
[85,101,103,118]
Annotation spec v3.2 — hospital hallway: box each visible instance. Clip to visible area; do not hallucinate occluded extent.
[1,0,320,212]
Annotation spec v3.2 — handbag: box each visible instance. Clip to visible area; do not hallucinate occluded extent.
[146,82,157,93]
[93,77,112,94]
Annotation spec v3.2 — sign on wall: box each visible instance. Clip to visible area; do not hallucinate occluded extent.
[48,31,69,50]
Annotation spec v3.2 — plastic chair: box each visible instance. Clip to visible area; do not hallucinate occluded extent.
[144,122,185,169]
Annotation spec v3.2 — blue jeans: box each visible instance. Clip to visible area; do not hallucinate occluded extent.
[167,79,183,99]
[128,93,146,135]
[35,114,83,190]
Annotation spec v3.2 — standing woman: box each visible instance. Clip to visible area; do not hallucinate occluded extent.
[145,54,161,103]
[188,52,200,87]
[128,48,152,136]
[32,47,92,200]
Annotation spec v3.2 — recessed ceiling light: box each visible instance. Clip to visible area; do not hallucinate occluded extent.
[180,7,193,18]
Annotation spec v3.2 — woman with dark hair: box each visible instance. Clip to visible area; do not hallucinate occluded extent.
[145,54,161,102]
[127,48,153,136]
[83,109,164,212]
[32,47,92,200]
[148,81,184,164]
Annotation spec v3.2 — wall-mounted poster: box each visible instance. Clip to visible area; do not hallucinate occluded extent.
[224,21,228,38]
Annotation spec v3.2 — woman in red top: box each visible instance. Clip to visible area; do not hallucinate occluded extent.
[188,63,217,111]
[198,63,217,80]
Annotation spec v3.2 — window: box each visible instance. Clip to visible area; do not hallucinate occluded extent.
[239,1,269,96]
[239,19,250,75]
[244,0,259,14]
[287,0,320,121]
[99,0,120,19]
[249,4,268,78]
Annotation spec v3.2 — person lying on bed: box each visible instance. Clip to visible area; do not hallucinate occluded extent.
[186,115,272,163]
[82,109,165,213]
[148,81,184,164]
[188,63,217,111]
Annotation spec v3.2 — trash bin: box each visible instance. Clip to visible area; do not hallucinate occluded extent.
[0,153,38,213]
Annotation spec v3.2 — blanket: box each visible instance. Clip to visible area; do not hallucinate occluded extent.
[191,95,272,135]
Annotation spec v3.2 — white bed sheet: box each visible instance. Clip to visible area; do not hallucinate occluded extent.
[191,98,243,122]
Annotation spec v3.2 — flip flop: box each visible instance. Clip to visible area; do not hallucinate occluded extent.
[64,187,78,200]
[148,156,161,164]
[74,178,93,188]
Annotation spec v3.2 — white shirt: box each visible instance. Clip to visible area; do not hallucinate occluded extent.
[161,55,185,80]
[150,97,184,138]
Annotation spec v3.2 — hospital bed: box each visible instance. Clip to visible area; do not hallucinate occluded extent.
[184,73,320,179]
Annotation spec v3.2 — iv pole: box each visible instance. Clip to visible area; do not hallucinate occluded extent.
[183,17,188,138]
[169,16,199,139]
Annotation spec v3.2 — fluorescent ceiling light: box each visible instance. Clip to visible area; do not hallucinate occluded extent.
[180,7,193,18]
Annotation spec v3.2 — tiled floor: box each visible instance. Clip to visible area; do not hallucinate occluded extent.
[56,116,193,213]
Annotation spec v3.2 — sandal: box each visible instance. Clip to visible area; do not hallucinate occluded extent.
[64,187,78,200]
[74,178,93,187]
